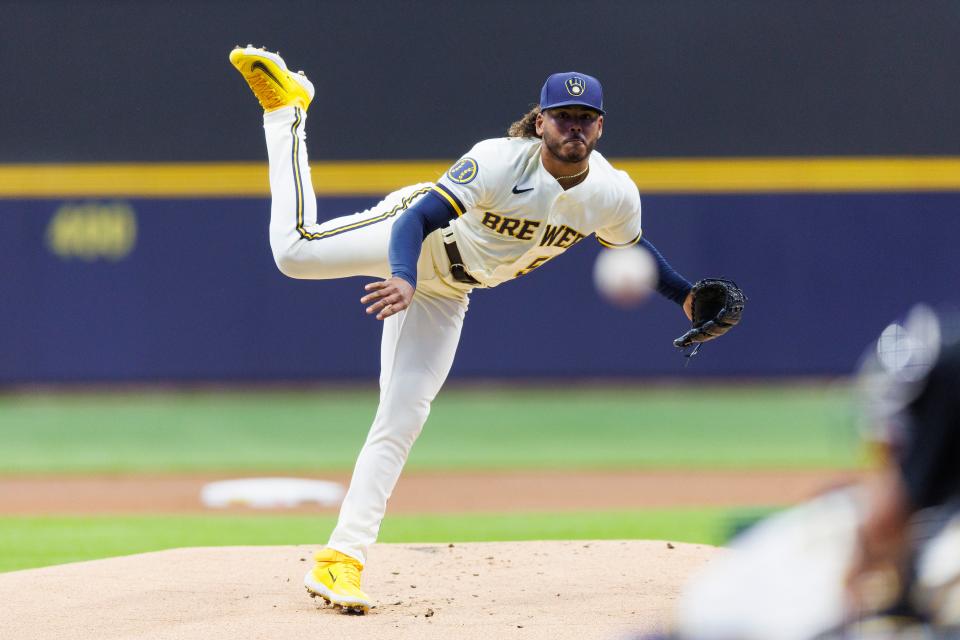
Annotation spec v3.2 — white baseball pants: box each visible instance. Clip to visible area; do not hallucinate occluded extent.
[263,106,471,564]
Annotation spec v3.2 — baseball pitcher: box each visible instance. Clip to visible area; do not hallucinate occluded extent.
[229,45,745,613]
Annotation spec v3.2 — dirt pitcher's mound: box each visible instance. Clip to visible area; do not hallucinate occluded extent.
[0,541,721,640]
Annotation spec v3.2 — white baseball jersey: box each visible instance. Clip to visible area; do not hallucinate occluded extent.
[432,137,643,288]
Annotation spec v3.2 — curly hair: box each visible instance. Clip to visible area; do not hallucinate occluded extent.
[507,105,541,138]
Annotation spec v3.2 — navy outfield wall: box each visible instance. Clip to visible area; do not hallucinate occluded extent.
[3,0,960,382]
[1,191,958,383]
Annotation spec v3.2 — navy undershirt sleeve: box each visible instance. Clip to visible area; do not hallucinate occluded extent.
[640,237,693,305]
[388,190,458,288]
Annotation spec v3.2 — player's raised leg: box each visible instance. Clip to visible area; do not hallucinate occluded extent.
[230,45,401,281]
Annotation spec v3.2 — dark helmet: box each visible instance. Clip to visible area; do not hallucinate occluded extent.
[857,304,960,509]
[857,306,944,445]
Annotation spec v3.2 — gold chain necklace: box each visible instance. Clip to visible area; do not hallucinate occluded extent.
[556,164,589,181]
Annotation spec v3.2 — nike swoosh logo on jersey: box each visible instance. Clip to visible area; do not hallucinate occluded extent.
[251,61,283,87]
[512,185,534,194]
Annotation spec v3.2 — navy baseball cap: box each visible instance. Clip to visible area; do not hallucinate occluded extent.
[540,71,605,114]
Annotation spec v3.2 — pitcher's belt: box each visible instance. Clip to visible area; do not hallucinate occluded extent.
[443,239,480,285]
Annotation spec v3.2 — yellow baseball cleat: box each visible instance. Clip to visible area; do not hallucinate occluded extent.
[304,548,371,614]
[229,45,314,112]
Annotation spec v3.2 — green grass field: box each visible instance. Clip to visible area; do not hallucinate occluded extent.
[0,384,859,572]
[0,384,860,473]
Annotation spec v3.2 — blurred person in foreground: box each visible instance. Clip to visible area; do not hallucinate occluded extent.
[640,305,960,640]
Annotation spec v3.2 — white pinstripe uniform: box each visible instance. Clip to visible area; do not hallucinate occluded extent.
[264,106,643,564]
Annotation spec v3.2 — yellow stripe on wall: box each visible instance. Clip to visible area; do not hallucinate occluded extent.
[617,157,960,193]
[0,162,449,198]
[1,157,959,198]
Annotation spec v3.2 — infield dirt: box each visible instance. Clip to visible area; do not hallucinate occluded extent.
[0,469,860,514]
[0,540,720,640]
[0,469,854,638]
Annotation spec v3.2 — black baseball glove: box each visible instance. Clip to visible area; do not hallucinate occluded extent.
[673,278,745,348]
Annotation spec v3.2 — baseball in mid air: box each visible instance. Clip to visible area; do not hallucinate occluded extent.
[593,245,659,308]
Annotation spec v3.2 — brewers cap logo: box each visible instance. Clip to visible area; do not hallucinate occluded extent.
[565,77,586,97]
[447,157,479,185]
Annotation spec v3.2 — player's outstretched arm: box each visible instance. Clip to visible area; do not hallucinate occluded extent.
[362,190,458,320]
[636,238,745,345]
[639,237,693,313]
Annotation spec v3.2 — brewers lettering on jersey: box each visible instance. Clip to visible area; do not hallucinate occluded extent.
[230,45,707,614]
[431,137,641,284]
